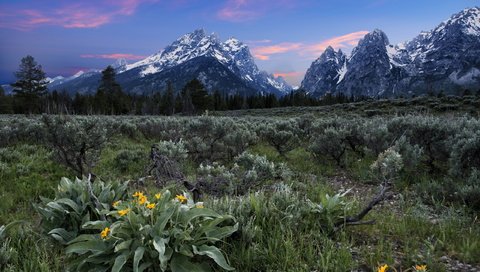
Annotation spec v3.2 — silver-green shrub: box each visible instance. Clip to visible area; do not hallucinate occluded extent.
[41,115,109,176]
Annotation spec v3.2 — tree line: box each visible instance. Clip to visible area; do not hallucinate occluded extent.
[7,55,476,115]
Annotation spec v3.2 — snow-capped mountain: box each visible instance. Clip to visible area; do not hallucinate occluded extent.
[301,7,480,97]
[300,46,346,97]
[49,29,291,96]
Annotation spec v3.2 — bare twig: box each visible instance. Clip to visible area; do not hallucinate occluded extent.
[334,183,390,230]
[147,145,202,201]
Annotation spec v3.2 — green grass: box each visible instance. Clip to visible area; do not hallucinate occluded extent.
[0,144,71,224]
[1,135,479,271]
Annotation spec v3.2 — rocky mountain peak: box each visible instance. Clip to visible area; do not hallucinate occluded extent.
[359,29,389,47]
[48,29,291,96]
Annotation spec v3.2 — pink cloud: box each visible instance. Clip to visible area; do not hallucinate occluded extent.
[252,43,303,60]
[273,71,302,78]
[0,0,158,30]
[80,53,146,60]
[250,31,369,60]
[303,31,370,56]
[217,0,296,22]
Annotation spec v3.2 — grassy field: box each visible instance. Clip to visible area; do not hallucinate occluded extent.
[1,105,479,271]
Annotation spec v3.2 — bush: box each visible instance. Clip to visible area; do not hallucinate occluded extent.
[36,177,128,244]
[260,120,299,156]
[196,163,236,196]
[370,147,403,182]
[47,184,238,271]
[449,129,480,178]
[387,116,453,173]
[184,117,257,162]
[393,135,423,174]
[309,126,349,167]
[41,115,110,176]
[195,152,292,196]
[155,139,188,163]
[459,169,480,210]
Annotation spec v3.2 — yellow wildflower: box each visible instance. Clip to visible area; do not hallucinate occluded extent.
[155,193,161,200]
[112,201,121,207]
[378,264,388,272]
[147,203,156,209]
[100,227,110,239]
[118,208,130,216]
[415,265,427,271]
[138,195,148,205]
[196,202,204,208]
[175,194,187,203]
[133,191,144,198]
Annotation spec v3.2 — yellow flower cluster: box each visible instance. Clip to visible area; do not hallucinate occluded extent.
[133,191,148,205]
[175,194,187,203]
[155,193,161,200]
[377,264,427,272]
[378,264,388,272]
[100,227,110,239]
[112,201,121,207]
[146,203,156,209]
[415,265,427,271]
[118,208,130,216]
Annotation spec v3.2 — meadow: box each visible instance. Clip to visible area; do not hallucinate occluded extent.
[0,99,479,271]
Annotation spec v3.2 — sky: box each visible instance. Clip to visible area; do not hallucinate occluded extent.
[0,0,478,86]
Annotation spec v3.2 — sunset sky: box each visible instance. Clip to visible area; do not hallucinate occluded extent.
[0,0,476,86]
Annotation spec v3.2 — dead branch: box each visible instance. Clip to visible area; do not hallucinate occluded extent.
[334,183,390,230]
[147,145,202,201]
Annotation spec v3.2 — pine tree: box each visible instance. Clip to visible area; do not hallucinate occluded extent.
[162,82,175,115]
[11,55,48,113]
[96,65,127,114]
[183,78,211,114]
[181,83,194,115]
[0,85,13,113]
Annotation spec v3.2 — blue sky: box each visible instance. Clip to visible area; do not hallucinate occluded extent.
[0,0,477,86]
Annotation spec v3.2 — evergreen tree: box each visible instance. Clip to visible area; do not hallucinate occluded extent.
[0,86,13,113]
[96,65,128,114]
[213,90,226,111]
[181,78,211,114]
[11,55,48,113]
[162,82,175,115]
[181,83,194,115]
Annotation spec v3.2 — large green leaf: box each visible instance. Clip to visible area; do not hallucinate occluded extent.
[204,223,239,241]
[193,245,234,271]
[154,205,176,234]
[153,237,171,271]
[82,220,107,230]
[112,254,128,272]
[65,240,108,255]
[46,201,66,212]
[180,208,220,224]
[48,228,77,244]
[55,198,82,214]
[170,254,211,272]
[133,246,145,272]
[115,239,133,252]
[67,234,98,244]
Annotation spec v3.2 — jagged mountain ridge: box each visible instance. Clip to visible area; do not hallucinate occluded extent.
[301,7,480,97]
[49,29,291,96]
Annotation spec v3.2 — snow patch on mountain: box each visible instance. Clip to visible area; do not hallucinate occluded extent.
[117,29,291,94]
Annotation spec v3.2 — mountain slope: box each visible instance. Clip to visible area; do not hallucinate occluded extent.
[301,7,480,97]
[49,29,291,96]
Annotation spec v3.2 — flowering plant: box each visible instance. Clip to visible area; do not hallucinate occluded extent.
[39,177,237,271]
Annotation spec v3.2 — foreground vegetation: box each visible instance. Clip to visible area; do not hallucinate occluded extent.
[1,110,479,271]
